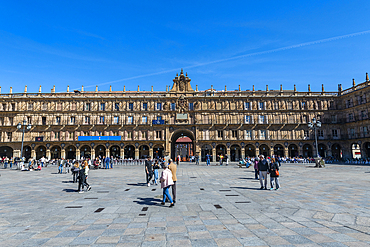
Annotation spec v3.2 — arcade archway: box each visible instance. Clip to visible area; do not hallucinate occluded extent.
[139,145,149,159]
[273,144,284,157]
[216,144,226,161]
[331,143,342,159]
[303,144,313,157]
[201,144,212,162]
[230,144,241,161]
[363,142,370,159]
[124,145,135,159]
[259,144,270,157]
[110,145,120,158]
[245,144,255,157]
[50,146,60,159]
[80,145,91,159]
[0,146,13,158]
[288,144,298,157]
[95,145,106,158]
[153,144,164,159]
[318,143,327,158]
[23,146,31,160]
[171,130,195,161]
[66,145,76,159]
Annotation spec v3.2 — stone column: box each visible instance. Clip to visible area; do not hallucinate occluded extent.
[61,149,66,159]
[227,147,230,159]
[298,147,303,157]
[165,127,170,158]
[255,147,260,156]
[120,148,125,159]
[241,148,245,159]
[31,150,36,159]
[135,148,139,159]
[91,149,95,160]
[76,149,80,160]
[150,147,153,158]
[13,149,20,158]
[284,147,289,157]
[106,149,110,158]
[212,147,216,162]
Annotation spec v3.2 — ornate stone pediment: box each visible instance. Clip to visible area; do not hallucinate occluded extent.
[170,69,194,93]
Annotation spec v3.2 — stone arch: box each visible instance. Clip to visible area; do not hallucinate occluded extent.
[153,144,164,159]
[303,144,313,157]
[318,143,327,158]
[50,145,60,159]
[66,145,76,159]
[288,144,298,157]
[124,145,135,159]
[245,144,255,157]
[230,144,241,161]
[259,144,270,157]
[201,144,213,162]
[139,145,150,159]
[273,144,284,157]
[170,129,195,160]
[0,146,13,158]
[80,145,91,159]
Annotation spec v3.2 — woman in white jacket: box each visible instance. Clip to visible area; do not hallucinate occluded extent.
[160,163,174,207]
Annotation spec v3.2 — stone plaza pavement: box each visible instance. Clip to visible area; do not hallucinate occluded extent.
[0,162,370,247]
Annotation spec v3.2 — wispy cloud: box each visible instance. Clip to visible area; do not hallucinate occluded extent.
[89,29,370,88]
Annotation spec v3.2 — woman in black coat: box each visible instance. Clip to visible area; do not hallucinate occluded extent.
[269,158,280,190]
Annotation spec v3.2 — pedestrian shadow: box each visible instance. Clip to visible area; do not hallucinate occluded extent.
[127,183,147,186]
[133,197,162,206]
[63,189,77,193]
[230,186,261,190]
[238,177,255,180]
[62,181,74,183]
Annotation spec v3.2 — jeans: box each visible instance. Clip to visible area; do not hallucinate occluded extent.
[58,165,63,173]
[259,171,268,188]
[146,172,153,184]
[254,169,259,179]
[206,159,210,166]
[171,181,176,201]
[4,162,7,169]
[105,162,109,169]
[10,162,12,169]
[154,169,159,184]
[196,160,199,165]
[163,186,173,203]
[110,162,113,169]
[41,162,44,167]
[270,177,280,189]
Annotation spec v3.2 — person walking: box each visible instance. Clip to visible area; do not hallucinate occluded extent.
[225,154,229,166]
[160,163,174,207]
[40,156,45,167]
[78,161,91,193]
[105,156,110,169]
[269,158,280,190]
[254,157,259,179]
[153,160,160,185]
[195,155,199,165]
[258,155,269,190]
[71,161,80,183]
[58,159,63,174]
[206,153,211,166]
[110,156,113,169]
[4,156,9,169]
[168,159,177,203]
[145,156,153,187]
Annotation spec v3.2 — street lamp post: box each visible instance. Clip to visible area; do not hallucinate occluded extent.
[17,120,32,169]
[308,118,322,166]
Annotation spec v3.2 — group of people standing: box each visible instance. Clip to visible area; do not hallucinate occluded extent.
[145,157,177,207]
[71,160,91,193]
[254,155,280,190]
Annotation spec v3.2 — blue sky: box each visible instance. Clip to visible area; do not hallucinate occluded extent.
[1,0,370,93]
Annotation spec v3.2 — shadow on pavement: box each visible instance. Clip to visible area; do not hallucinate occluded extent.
[127,183,147,186]
[230,186,261,190]
[63,188,77,193]
[62,181,74,183]
[133,197,162,206]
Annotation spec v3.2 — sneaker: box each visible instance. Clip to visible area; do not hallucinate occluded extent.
[87,186,92,191]
[78,191,84,193]
[260,187,264,190]
[275,188,279,190]
[147,183,150,187]
[161,202,165,205]
[270,188,274,190]
[169,203,174,208]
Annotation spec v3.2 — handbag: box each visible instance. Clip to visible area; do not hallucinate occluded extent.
[275,170,279,176]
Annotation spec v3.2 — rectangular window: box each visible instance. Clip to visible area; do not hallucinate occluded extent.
[115,103,120,111]
[28,103,33,111]
[2,104,7,111]
[350,128,355,137]
[71,102,76,111]
[189,102,194,111]
[70,117,75,124]
[56,103,62,111]
[42,103,48,111]
[301,102,306,109]
[27,117,32,125]
[0,117,4,125]
[85,103,91,111]
[274,102,279,110]
[142,116,147,124]
[171,103,176,111]
[332,129,338,137]
[244,102,250,110]
[99,116,105,124]
[54,132,60,139]
[143,103,148,111]
[364,126,368,136]
[331,115,337,123]
[217,130,223,138]
[245,130,252,139]
[348,113,354,121]
[85,116,90,124]
[259,115,265,124]
[142,131,146,139]
[69,132,74,140]
[129,103,134,111]
[259,102,264,110]
[287,102,293,110]
[156,103,162,111]
[156,131,162,139]
[113,116,119,124]
[128,116,133,124]
[232,130,238,138]
[245,115,251,124]
[8,117,13,126]
[42,117,46,125]
[260,130,266,139]
[361,111,366,119]
[304,130,309,138]
[202,130,210,140]
[318,130,324,137]
[11,103,15,111]
[100,103,105,111]
[7,132,12,141]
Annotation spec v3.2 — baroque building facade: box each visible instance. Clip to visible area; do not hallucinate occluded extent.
[0,69,370,161]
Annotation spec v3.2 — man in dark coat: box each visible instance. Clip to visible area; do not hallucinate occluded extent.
[145,156,153,187]
[258,155,269,190]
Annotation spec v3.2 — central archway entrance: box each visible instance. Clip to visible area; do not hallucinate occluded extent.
[171,130,195,161]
